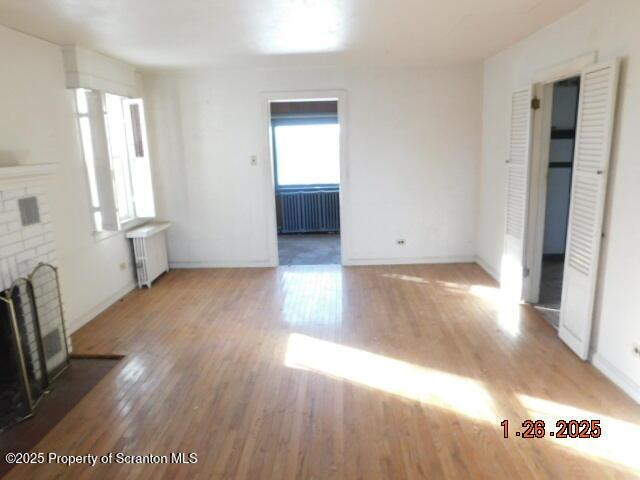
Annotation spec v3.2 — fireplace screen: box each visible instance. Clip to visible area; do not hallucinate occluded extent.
[0,293,33,430]
[0,263,70,431]
[31,264,70,380]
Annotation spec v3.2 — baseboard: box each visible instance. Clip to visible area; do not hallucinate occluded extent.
[475,256,500,282]
[592,352,640,404]
[342,255,476,266]
[171,256,496,270]
[67,281,136,335]
[169,259,276,269]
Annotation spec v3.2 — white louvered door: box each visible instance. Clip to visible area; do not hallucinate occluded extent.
[501,87,534,302]
[559,60,620,359]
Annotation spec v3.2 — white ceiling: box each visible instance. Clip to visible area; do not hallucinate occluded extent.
[0,0,587,70]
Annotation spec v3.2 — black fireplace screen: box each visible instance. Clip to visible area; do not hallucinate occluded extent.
[0,295,32,430]
[0,263,70,431]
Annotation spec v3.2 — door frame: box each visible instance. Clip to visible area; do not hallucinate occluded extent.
[260,90,350,266]
[523,53,596,304]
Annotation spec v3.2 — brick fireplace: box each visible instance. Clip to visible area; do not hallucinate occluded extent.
[0,164,70,429]
[0,166,57,286]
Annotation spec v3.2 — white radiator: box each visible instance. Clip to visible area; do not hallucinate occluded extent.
[126,222,171,288]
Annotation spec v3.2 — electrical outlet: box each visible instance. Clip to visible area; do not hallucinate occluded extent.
[250,155,258,166]
[120,261,128,271]
[396,239,406,245]
[633,343,640,359]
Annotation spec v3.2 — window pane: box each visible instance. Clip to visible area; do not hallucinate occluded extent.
[104,94,134,221]
[75,89,88,115]
[274,123,340,186]
[129,103,145,157]
[93,211,103,232]
[78,116,100,209]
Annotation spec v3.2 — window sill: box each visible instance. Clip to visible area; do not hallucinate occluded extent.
[92,217,155,243]
[276,184,339,193]
[121,217,153,231]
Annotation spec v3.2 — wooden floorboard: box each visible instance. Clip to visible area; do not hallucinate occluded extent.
[4,264,640,479]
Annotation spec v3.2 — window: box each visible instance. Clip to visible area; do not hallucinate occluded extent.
[75,89,155,232]
[104,93,135,222]
[272,117,340,187]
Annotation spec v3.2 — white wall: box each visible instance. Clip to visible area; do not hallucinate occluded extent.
[477,0,640,399]
[0,25,137,333]
[143,65,482,267]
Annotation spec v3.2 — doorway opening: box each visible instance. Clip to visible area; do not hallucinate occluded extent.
[269,99,341,265]
[532,77,580,328]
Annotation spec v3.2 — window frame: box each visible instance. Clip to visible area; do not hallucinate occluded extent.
[104,92,137,224]
[75,89,106,233]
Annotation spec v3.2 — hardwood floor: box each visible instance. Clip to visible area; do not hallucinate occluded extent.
[4,264,640,479]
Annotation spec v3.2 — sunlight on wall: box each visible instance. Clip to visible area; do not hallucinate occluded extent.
[519,394,640,473]
[259,0,346,54]
[285,333,498,422]
[500,251,524,302]
[465,283,521,335]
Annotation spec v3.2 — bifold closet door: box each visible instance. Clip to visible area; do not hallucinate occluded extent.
[559,60,620,360]
[501,87,534,302]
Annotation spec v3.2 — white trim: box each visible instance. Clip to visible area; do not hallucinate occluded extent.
[343,256,476,266]
[61,45,138,98]
[260,89,350,266]
[121,217,153,231]
[67,281,136,334]
[533,52,597,84]
[170,257,476,268]
[523,54,597,303]
[125,221,171,239]
[592,353,640,404]
[475,256,500,282]
[169,259,275,269]
[523,82,554,303]
[0,164,56,182]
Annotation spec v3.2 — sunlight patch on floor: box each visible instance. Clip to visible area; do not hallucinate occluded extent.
[381,273,521,336]
[281,269,343,325]
[519,394,640,473]
[285,333,498,423]
[381,273,431,285]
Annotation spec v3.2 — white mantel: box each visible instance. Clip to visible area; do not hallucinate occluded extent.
[0,164,56,183]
